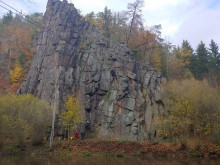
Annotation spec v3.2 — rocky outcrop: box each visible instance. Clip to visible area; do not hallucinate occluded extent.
[18,0,164,141]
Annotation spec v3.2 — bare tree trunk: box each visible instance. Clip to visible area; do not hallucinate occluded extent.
[49,130,53,150]
[68,124,70,143]
[50,69,60,150]
[126,10,136,45]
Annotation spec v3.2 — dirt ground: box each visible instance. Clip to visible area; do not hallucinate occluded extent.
[51,139,220,159]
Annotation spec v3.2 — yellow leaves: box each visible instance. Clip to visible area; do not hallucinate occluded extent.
[161,79,220,144]
[10,61,24,84]
[157,129,168,137]
[60,95,83,130]
[181,47,192,66]
[151,48,162,72]
[36,28,40,33]
[169,47,193,80]
[94,18,104,30]
[184,69,194,79]
[126,27,162,68]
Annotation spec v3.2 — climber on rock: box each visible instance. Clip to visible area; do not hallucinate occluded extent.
[85,120,91,131]
[110,66,117,80]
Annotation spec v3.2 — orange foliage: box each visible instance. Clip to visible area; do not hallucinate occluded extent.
[128,27,162,70]
[0,74,9,95]
[8,82,23,94]
[1,25,33,67]
[0,23,33,95]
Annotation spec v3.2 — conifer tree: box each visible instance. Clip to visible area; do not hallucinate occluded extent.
[2,11,13,25]
[209,39,220,71]
[181,40,194,54]
[195,41,209,79]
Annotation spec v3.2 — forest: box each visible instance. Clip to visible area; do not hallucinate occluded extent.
[0,0,219,152]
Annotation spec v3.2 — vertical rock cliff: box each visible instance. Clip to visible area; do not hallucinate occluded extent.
[18,0,164,141]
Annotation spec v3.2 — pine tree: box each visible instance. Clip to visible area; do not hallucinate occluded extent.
[189,54,198,78]
[103,6,112,37]
[209,39,219,58]
[181,40,194,54]
[196,41,209,79]
[2,11,13,25]
[209,39,220,71]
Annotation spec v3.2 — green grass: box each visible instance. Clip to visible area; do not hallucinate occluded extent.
[1,142,23,155]
[54,149,72,158]
[81,150,91,157]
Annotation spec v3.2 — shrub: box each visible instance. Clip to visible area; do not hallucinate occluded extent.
[160,79,220,146]
[0,94,52,144]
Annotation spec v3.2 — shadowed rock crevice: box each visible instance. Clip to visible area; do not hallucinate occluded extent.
[18,0,164,141]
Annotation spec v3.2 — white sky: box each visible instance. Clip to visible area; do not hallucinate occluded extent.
[0,0,220,49]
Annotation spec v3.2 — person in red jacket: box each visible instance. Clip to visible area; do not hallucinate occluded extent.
[75,130,79,141]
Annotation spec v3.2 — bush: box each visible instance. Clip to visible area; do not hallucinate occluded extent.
[0,94,52,144]
[160,79,220,146]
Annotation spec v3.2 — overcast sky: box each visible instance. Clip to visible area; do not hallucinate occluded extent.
[0,0,220,49]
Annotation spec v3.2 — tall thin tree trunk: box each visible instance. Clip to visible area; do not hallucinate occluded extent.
[68,124,70,143]
[49,130,53,150]
[50,68,60,150]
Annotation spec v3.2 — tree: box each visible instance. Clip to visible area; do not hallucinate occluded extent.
[60,95,82,142]
[0,73,9,96]
[189,41,209,79]
[181,40,193,68]
[0,94,52,144]
[10,61,24,84]
[209,39,219,58]
[169,42,193,80]
[159,42,171,78]
[182,40,194,55]
[2,11,13,25]
[110,11,127,42]
[85,12,96,25]
[0,14,35,95]
[124,0,144,44]
[208,39,220,71]
[103,6,112,37]
[202,39,220,87]
[127,24,163,71]
[161,79,220,146]
[196,41,209,79]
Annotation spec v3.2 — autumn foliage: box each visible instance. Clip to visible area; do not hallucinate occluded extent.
[0,12,40,95]
[60,95,83,141]
[0,94,52,144]
[160,79,220,146]
[0,1,220,151]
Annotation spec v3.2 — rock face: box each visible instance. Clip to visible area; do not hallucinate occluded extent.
[18,0,164,141]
